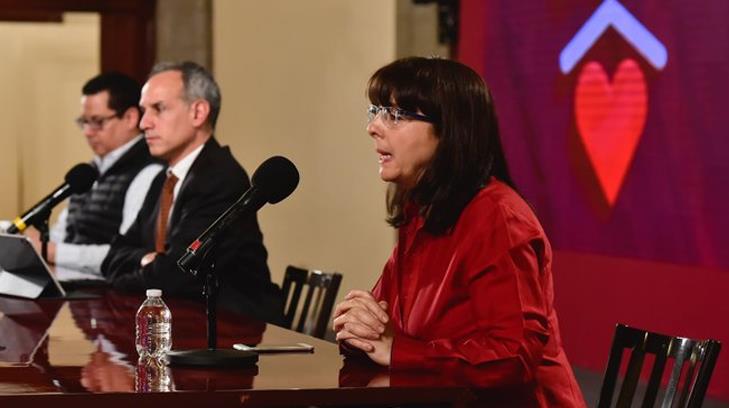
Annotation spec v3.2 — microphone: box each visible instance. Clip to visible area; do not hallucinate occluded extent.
[6,163,99,234]
[178,156,299,274]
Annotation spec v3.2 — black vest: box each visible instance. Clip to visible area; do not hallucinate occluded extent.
[65,139,157,245]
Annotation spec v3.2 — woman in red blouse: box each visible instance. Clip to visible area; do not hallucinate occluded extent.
[333,57,586,407]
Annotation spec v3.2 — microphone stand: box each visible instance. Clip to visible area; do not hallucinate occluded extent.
[202,250,219,350]
[167,238,258,368]
[37,210,51,264]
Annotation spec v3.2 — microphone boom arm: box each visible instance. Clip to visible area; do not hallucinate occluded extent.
[177,187,265,276]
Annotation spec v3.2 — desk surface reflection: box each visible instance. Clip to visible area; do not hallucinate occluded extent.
[0,290,518,407]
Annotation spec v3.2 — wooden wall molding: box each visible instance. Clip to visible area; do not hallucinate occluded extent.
[0,0,156,82]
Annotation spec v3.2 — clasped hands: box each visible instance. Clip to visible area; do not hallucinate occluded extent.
[332,289,393,367]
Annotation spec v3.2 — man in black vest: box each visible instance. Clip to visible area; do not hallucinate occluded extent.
[26,73,162,274]
[102,62,283,323]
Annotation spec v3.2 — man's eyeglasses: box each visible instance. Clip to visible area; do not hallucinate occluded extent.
[75,114,119,131]
[367,105,434,127]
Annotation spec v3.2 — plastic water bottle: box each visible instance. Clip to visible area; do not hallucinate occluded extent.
[135,289,172,359]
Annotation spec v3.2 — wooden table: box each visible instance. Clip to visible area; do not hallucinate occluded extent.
[0,290,526,407]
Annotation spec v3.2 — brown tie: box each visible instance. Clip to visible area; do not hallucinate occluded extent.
[155,173,178,253]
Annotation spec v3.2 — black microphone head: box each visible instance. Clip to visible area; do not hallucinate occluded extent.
[251,156,300,204]
[65,163,99,194]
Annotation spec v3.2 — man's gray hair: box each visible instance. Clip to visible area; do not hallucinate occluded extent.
[150,61,222,129]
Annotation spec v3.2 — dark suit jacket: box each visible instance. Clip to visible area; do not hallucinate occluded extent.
[101,138,283,323]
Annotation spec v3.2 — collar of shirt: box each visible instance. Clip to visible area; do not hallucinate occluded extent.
[92,134,143,176]
[167,143,205,201]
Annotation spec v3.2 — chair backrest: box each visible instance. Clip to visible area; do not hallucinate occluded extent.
[282,266,342,339]
[597,323,721,408]
[282,266,308,329]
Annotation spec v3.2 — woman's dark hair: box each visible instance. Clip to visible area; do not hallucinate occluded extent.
[367,56,514,235]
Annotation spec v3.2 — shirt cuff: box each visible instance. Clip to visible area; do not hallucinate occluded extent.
[55,242,109,274]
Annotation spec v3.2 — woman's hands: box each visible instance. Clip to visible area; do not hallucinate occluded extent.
[333,290,393,366]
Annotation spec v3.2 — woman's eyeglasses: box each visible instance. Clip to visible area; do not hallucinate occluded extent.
[367,105,434,126]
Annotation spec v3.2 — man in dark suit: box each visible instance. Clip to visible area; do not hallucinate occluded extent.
[101,62,283,323]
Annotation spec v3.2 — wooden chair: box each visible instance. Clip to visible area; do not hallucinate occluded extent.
[282,266,342,339]
[597,323,721,408]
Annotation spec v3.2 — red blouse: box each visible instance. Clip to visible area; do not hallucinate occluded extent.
[371,179,586,407]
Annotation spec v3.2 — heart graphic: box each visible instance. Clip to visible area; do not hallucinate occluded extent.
[575,58,647,206]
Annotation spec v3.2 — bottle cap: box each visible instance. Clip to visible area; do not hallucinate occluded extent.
[146,289,162,297]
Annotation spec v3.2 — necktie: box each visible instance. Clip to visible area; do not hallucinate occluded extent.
[155,173,178,253]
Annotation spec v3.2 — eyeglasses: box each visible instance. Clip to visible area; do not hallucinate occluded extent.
[367,105,434,126]
[74,113,119,130]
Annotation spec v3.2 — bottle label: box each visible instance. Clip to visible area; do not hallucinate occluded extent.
[149,322,171,334]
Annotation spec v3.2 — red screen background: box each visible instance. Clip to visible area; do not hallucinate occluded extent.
[458,0,729,400]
